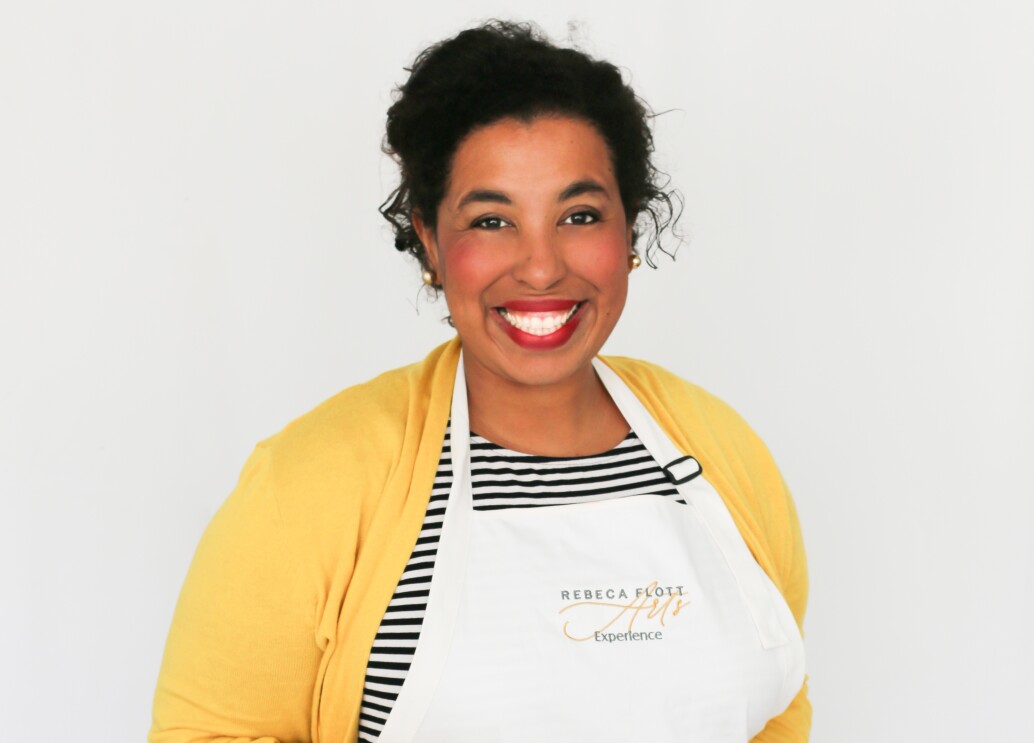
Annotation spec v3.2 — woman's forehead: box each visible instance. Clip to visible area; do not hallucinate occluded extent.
[444,117,618,208]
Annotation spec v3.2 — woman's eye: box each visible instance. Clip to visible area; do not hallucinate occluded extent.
[472,216,509,230]
[563,211,600,226]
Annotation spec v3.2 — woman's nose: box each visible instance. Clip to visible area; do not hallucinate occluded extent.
[511,227,567,289]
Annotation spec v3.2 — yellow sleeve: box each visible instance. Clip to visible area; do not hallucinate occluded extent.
[751,454,812,742]
[148,445,321,743]
[752,679,812,742]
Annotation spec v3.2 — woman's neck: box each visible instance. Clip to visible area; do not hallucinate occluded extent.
[463,360,629,457]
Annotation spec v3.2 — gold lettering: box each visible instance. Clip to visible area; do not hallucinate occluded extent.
[559,581,689,641]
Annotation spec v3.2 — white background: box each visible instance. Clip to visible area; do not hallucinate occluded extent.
[2,1,1032,740]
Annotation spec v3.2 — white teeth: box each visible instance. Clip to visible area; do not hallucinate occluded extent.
[499,304,580,336]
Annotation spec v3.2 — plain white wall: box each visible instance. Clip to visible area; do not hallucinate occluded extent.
[2,1,1032,740]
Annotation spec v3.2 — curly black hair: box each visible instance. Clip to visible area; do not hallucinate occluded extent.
[380,20,681,272]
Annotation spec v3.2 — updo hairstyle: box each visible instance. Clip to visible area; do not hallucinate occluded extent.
[380,20,680,273]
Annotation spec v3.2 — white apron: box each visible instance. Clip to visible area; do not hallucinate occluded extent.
[376,355,805,742]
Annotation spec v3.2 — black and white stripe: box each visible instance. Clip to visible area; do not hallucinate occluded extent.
[357,425,681,741]
[470,434,682,510]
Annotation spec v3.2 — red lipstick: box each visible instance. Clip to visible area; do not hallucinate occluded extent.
[493,300,583,351]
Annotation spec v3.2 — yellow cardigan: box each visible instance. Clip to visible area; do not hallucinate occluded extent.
[149,338,811,742]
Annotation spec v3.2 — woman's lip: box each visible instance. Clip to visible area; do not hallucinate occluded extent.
[499,299,580,312]
[491,301,585,351]
[499,314,581,350]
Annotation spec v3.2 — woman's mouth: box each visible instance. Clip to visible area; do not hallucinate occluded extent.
[493,300,584,350]
[496,302,582,336]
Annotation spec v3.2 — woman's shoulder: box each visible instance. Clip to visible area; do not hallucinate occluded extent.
[600,354,786,518]
[238,340,457,518]
[221,366,411,548]
[259,339,458,467]
[599,355,755,438]
[261,361,419,460]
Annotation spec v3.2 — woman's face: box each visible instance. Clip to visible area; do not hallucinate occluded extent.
[414,116,634,392]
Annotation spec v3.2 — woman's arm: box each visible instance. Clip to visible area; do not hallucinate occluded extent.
[148,445,320,743]
[751,456,812,743]
[753,680,812,743]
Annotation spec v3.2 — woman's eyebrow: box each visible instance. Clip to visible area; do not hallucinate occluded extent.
[558,179,608,201]
[455,180,609,209]
[457,189,511,208]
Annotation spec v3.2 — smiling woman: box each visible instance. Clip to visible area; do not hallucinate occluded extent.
[149,20,811,743]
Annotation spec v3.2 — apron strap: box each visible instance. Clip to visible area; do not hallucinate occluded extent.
[376,354,475,742]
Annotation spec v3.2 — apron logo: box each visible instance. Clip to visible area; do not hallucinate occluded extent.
[558,581,689,643]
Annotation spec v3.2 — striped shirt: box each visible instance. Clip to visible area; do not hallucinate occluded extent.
[357,425,681,741]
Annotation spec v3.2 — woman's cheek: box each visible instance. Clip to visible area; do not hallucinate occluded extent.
[445,233,508,289]
[576,229,630,280]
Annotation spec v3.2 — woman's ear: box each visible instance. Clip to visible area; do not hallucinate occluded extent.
[412,211,440,274]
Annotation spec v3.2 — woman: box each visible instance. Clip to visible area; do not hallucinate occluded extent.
[149,21,810,743]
